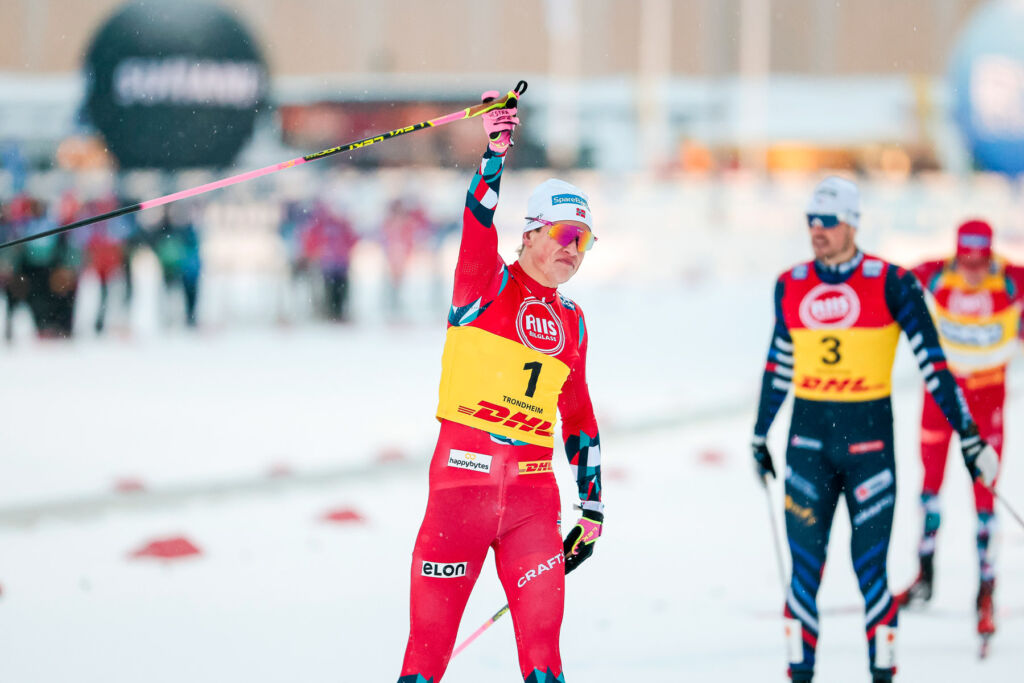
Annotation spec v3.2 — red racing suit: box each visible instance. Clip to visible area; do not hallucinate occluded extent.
[913,258,1024,515]
[398,148,602,683]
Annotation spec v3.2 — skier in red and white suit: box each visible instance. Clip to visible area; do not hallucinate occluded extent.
[396,93,603,683]
[900,219,1024,638]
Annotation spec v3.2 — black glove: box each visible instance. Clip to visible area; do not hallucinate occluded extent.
[752,436,776,481]
[563,509,603,575]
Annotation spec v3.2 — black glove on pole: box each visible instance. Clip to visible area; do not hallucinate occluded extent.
[563,509,603,574]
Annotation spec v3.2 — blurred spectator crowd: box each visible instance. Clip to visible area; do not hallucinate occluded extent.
[0,181,456,340]
[7,164,1022,343]
[0,191,199,339]
[280,195,448,323]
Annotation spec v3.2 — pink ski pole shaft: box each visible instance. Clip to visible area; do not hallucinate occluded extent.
[451,603,510,658]
[0,80,527,252]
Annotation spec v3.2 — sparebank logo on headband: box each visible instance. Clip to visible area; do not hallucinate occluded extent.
[551,194,589,209]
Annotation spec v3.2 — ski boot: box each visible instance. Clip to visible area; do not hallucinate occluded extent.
[896,554,933,607]
[977,578,995,658]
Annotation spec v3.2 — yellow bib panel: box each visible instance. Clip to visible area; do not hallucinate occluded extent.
[437,326,570,447]
[790,323,901,401]
[933,305,1020,374]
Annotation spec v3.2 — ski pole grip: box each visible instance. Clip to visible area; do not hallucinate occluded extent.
[505,80,528,109]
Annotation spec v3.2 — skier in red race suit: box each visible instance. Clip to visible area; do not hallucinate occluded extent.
[396,93,603,683]
[899,219,1024,642]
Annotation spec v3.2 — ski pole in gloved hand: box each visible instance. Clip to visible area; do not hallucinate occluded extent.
[453,507,604,658]
[0,81,529,252]
[480,89,520,154]
[563,509,603,574]
[752,435,777,481]
[960,427,1023,530]
[753,436,788,595]
[959,426,1021,528]
[960,426,1023,529]
[960,426,999,488]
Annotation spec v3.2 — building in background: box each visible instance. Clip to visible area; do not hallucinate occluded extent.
[2,0,1023,337]
[0,0,1013,175]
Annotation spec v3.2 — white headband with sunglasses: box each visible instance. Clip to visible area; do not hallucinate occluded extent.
[523,178,593,232]
[806,176,860,228]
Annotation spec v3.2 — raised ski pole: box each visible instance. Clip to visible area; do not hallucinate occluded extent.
[452,603,510,658]
[0,81,528,252]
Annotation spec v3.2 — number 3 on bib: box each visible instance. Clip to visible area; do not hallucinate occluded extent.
[821,336,841,365]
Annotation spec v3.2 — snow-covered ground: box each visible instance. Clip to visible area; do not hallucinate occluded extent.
[1,269,1022,681]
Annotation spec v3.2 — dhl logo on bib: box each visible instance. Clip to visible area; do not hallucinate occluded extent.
[437,326,570,447]
[796,376,886,394]
[518,460,553,475]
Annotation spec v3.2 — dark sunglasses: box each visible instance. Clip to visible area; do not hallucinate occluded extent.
[807,214,842,229]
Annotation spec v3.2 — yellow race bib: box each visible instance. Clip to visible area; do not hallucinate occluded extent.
[437,326,570,446]
[934,305,1020,374]
[790,324,901,401]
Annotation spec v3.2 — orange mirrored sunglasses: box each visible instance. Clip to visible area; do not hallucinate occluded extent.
[525,216,597,252]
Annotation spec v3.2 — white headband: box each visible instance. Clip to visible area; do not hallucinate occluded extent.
[524,178,592,232]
